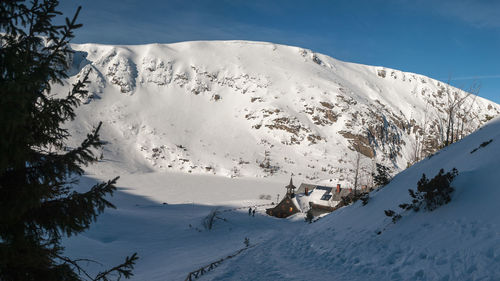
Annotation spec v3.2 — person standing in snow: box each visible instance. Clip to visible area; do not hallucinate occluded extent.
[248,207,252,216]
[252,208,256,217]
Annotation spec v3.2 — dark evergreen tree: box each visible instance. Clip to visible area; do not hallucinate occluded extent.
[373,163,391,187]
[0,1,137,280]
[412,168,458,211]
[384,209,395,217]
[305,209,314,223]
[399,168,458,212]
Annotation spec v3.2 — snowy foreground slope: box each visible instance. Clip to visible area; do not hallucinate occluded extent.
[62,40,500,185]
[63,116,500,280]
[204,117,500,281]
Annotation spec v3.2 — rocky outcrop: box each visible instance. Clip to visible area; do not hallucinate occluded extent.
[66,41,500,185]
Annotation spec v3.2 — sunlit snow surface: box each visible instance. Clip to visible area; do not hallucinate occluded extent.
[206,117,500,281]
[60,41,500,280]
[64,118,500,281]
[59,40,500,185]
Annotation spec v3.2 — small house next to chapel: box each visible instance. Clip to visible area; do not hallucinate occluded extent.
[296,183,353,216]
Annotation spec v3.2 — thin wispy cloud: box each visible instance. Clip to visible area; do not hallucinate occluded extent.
[447,75,500,81]
[432,0,500,28]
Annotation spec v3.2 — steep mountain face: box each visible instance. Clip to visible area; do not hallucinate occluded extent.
[62,41,500,186]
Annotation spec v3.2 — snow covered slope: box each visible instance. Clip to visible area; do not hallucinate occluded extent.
[63,173,294,281]
[202,116,500,281]
[62,40,500,186]
[63,116,500,281]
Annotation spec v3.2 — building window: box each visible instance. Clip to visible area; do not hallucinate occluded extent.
[289,207,293,212]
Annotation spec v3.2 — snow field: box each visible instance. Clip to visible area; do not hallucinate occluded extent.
[58,40,500,280]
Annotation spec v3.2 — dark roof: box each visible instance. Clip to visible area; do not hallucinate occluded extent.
[316,185,332,193]
[331,188,351,201]
[297,183,333,194]
[297,182,352,202]
[285,177,297,190]
[266,193,300,218]
[296,183,317,194]
[320,194,332,200]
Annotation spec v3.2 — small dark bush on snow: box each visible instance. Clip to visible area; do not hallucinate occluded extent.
[401,168,458,212]
[470,139,493,154]
[383,168,458,228]
[203,208,226,230]
[384,209,395,217]
[373,163,391,187]
[305,209,314,223]
[384,209,401,223]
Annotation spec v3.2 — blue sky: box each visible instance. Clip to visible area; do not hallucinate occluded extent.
[60,0,500,103]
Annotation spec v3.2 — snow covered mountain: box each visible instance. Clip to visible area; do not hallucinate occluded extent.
[59,40,500,280]
[63,40,500,186]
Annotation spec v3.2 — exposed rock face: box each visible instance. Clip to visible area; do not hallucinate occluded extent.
[64,41,500,186]
[96,49,137,93]
[140,57,173,86]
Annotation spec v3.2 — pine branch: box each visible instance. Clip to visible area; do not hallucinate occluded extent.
[56,254,97,281]
[93,253,139,281]
[31,177,119,237]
